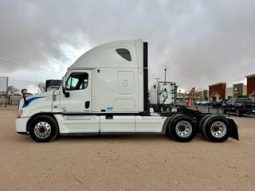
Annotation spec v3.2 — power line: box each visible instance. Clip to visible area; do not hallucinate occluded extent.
[9,79,38,85]
[0,58,57,74]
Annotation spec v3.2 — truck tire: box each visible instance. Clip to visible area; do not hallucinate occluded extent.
[201,115,230,142]
[28,115,59,142]
[167,114,196,142]
[166,114,183,139]
[199,114,213,132]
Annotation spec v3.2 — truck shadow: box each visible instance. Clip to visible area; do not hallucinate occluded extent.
[14,133,237,144]
[57,134,210,143]
[58,134,170,142]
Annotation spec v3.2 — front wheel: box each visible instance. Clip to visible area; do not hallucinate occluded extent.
[28,115,59,142]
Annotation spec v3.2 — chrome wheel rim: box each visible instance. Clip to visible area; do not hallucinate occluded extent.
[175,120,192,138]
[34,121,51,139]
[210,121,227,138]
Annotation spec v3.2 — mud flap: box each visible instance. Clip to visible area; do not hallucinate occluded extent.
[227,118,239,140]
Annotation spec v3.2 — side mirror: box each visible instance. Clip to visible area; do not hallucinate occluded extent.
[21,89,28,103]
[62,77,70,98]
[62,76,66,89]
[21,89,27,94]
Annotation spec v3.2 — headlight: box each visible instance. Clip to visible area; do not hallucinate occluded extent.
[16,109,23,118]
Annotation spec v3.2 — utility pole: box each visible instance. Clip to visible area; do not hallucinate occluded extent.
[164,68,167,84]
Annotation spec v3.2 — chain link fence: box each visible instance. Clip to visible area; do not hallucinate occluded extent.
[0,77,8,107]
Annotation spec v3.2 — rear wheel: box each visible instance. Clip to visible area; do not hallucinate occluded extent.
[167,114,196,142]
[166,114,183,139]
[201,115,230,142]
[199,114,213,132]
[28,115,59,142]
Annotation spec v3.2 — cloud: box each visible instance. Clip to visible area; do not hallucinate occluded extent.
[0,0,255,92]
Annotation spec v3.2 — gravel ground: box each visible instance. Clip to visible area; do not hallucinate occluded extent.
[0,108,255,191]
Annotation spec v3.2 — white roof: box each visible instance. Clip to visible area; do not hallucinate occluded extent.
[68,39,143,71]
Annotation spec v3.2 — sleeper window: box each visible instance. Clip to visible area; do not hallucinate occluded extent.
[116,48,132,61]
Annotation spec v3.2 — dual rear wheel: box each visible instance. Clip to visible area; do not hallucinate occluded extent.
[199,114,230,142]
[167,114,230,142]
[167,114,196,142]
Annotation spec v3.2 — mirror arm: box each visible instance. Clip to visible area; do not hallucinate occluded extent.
[23,94,28,104]
[62,86,70,98]
[62,76,70,98]
[21,89,28,104]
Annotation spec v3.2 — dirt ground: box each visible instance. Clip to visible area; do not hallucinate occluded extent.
[0,108,255,191]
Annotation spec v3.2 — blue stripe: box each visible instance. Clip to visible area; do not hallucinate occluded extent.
[22,96,44,108]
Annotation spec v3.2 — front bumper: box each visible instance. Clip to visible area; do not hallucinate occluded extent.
[16,117,29,133]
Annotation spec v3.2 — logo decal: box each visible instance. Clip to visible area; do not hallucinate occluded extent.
[22,96,44,108]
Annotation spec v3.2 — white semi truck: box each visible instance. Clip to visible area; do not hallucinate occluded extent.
[149,81,177,112]
[16,39,239,143]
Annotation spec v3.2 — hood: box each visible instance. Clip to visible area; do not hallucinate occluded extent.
[20,91,54,109]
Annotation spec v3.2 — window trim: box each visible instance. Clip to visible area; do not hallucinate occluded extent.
[65,72,89,91]
[116,48,132,61]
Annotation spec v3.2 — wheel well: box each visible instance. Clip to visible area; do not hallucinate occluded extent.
[162,115,175,134]
[26,113,58,132]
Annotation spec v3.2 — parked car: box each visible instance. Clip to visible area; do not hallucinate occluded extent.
[195,100,210,106]
[211,100,228,108]
[211,101,222,108]
[201,100,210,106]
[222,98,255,117]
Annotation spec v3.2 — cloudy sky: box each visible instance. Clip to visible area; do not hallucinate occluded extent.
[0,0,255,92]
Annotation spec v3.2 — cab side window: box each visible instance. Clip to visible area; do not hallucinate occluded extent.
[66,73,88,90]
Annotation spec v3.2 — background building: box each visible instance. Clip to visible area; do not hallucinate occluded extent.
[233,83,247,98]
[194,89,208,101]
[203,90,209,100]
[246,74,255,101]
[226,87,233,100]
[209,82,226,101]
[207,74,255,101]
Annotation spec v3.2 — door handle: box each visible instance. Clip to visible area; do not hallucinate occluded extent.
[85,101,90,109]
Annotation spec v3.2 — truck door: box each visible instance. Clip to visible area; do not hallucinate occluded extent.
[61,70,92,113]
[59,70,99,134]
